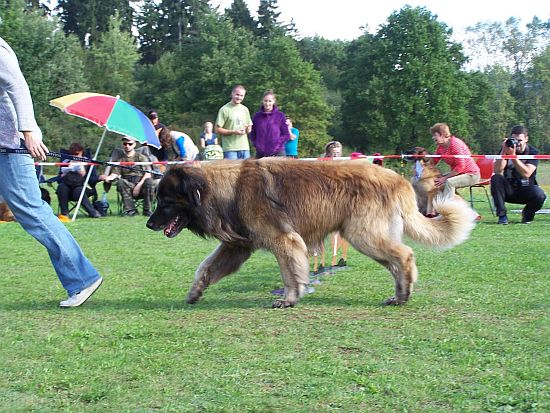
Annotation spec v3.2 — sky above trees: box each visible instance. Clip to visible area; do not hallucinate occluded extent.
[214,0,548,40]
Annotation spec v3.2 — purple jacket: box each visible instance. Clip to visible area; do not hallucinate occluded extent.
[249,105,290,157]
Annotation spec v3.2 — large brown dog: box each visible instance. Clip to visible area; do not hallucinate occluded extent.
[146,159,475,308]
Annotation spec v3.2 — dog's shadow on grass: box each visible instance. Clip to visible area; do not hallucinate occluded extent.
[0,293,388,312]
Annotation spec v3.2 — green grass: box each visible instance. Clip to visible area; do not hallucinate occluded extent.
[535,162,550,186]
[0,191,549,412]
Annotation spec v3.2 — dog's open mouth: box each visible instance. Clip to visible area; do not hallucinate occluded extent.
[164,215,185,238]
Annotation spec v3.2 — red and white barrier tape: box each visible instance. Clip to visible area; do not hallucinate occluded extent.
[34,153,550,166]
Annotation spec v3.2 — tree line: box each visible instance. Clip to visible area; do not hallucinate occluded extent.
[1,0,549,158]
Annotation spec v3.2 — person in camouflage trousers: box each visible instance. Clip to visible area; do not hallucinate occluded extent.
[104,136,154,216]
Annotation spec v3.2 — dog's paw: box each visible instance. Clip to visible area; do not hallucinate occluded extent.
[186,290,202,304]
[272,299,295,309]
[383,296,407,306]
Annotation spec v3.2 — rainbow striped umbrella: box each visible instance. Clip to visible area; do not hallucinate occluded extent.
[49,92,160,148]
[49,92,161,222]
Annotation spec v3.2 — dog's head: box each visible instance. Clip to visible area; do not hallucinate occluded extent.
[403,146,430,163]
[146,166,207,238]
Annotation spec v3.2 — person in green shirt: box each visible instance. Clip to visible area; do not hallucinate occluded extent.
[215,85,252,159]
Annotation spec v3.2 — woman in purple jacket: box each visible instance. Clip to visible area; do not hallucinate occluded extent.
[249,90,290,158]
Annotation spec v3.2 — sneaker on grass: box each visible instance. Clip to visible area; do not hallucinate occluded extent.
[59,277,103,308]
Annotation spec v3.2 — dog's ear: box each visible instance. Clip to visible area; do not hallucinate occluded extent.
[172,168,206,207]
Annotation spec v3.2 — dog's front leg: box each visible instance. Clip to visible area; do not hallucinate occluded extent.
[186,242,252,304]
[270,232,309,309]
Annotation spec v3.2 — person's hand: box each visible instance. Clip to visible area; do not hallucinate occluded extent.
[235,128,246,135]
[132,183,142,198]
[98,174,107,181]
[22,131,48,161]
[434,176,447,188]
[502,141,516,156]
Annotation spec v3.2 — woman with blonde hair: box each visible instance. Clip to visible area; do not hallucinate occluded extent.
[199,121,218,149]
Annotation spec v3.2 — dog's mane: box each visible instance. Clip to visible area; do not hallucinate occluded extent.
[190,163,251,243]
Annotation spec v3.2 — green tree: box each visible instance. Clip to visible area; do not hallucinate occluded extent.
[157,0,211,52]
[525,46,550,151]
[57,0,134,46]
[86,13,140,99]
[473,66,516,153]
[135,0,164,64]
[224,0,256,33]
[298,37,347,90]
[298,37,348,138]
[0,0,92,151]
[465,17,550,145]
[463,70,499,153]
[340,6,471,153]
[256,0,286,39]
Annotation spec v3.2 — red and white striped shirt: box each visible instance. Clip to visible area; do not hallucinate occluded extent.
[434,136,479,175]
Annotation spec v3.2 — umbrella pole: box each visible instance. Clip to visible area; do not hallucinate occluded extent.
[71,128,108,222]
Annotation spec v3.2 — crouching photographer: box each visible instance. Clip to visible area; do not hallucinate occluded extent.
[491,125,546,225]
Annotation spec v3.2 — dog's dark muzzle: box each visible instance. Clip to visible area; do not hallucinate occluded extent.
[403,150,418,162]
[403,148,426,163]
[146,211,163,231]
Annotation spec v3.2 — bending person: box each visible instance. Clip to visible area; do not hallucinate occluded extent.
[491,125,546,225]
[430,122,480,218]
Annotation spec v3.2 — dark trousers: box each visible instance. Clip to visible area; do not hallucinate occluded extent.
[490,174,546,220]
[56,183,97,216]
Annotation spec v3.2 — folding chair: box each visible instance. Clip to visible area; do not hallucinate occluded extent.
[116,189,145,215]
[113,146,157,215]
[469,158,495,215]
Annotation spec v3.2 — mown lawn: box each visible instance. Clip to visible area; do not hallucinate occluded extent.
[0,188,549,412]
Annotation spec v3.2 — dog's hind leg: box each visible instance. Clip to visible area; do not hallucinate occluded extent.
[376,244,417,305]
[270,232,309,309]
[345,229,418,305]
[186,242,252,304]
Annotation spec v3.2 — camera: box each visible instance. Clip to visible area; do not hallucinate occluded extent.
[505,137,519,148]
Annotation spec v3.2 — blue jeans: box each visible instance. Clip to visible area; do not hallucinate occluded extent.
[223,150,250,160]
[0,151,101,296]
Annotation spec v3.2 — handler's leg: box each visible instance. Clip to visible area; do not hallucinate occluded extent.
[271,232,309,308]
[187,242,252,304]
[0,153,102,298]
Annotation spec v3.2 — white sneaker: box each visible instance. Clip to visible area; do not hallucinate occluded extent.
[59,277,103,308]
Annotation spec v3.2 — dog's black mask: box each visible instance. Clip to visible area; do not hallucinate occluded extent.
[403,147,428,163]
[146,167,205,238]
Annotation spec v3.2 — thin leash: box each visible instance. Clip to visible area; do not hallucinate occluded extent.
[0,147,164,177]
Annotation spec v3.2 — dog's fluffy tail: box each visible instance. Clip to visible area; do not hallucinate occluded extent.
[402,193,476,250]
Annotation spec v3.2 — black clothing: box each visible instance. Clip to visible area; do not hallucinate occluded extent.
[56,161,100,217]
[490,144,546,220]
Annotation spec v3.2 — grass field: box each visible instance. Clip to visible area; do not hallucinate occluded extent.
[0,182,549,412]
